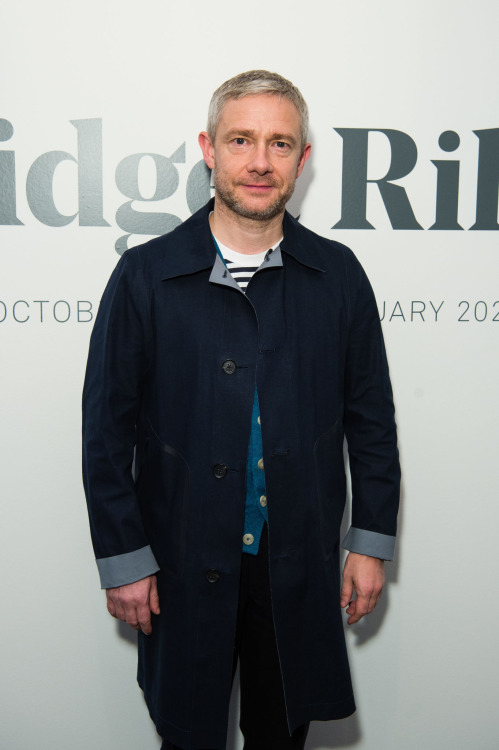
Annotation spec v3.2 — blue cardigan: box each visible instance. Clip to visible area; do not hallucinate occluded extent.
[212,236,268,555]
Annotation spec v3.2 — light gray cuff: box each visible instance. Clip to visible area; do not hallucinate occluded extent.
[96,545,160,589]
[342,527,396,561]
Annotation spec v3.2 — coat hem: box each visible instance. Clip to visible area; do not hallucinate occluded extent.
[138,680,228,750]
[288,696,356,734]
[139,676,355,748]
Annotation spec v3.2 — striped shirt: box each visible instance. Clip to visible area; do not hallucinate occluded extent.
[213,238,282,290]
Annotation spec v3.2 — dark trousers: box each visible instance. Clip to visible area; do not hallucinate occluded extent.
[161,525,309,750]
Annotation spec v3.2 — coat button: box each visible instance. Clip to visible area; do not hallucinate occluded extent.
[260,495,267,507]
[213,463,227,479]
[206,569,220,583]
[257,458,264,470]
[221,359,236,375]
[243,534,254,546]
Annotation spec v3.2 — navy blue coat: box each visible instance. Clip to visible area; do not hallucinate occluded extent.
[82,199,400,749]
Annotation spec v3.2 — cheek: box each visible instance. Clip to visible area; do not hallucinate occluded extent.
[282,164,299,183]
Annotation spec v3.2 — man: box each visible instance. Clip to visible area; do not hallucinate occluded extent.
[82,70,400,750]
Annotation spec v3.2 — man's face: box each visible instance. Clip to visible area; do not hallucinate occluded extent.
[199,94,311,222]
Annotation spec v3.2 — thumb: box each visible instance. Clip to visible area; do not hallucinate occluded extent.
[149,576,160,615]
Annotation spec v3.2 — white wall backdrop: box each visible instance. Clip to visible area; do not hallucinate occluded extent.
[1,1,498,748]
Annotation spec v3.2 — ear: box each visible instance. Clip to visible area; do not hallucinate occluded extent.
[296,142,311,178]
[198,131,215,169]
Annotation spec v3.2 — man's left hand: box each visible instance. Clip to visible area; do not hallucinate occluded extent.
[340,552,385,625]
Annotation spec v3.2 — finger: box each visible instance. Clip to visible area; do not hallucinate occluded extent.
[362,580,383,615]
[347,610,363,625]
[121,600,142,630]
[347,593,370,624]
[368,587,383,614]
[106,596,117,618]
[149,577,161,616]
[340,577,354,608]
[347,587,383,623]
[346,599,361,625]
[124,615,141,631]
[124,610,142,631]
[114,599,126,622]
[107,591,126,620]
[136,604,153,635]
[346,603,356,619]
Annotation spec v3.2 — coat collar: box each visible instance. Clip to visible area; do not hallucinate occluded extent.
[280,211,326,273]
[161,199,325,280]
[160,200,217,280]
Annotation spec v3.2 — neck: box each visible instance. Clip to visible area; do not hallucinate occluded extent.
[210,198,284,254]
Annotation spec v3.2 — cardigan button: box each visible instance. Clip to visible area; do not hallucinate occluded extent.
[257,458,264,470]
[243,534,254,546]
[260,495,267,507]
[206,569,220,583]
[221,359,236,375]
[213,463,227,479]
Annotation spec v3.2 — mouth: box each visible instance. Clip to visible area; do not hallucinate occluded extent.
[240,183,275,191]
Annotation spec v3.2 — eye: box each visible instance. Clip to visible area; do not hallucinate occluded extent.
[234,137,246,145]
[274,141,290,151]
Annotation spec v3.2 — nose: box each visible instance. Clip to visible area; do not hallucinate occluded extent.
[246,143,273,175]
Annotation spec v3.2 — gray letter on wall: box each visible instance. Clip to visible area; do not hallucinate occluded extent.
[470,128,499,230]
[333,128,422,230]
[26,119,109,227]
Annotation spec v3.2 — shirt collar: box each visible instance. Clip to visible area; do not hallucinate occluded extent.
[161,198,325,281]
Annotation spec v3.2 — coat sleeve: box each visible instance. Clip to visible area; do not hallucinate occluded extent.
[341,250,400,561]
[82,248,160,589]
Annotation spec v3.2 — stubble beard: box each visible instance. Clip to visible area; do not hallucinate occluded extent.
[213,166,296,222]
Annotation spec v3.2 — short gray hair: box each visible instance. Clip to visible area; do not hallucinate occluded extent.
[207,70,309,149]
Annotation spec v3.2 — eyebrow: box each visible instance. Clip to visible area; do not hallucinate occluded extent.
[225,129,298,146]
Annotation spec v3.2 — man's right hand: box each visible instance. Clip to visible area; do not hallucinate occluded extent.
[105,575,160,635]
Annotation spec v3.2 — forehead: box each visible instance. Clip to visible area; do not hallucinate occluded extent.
[216,94,301,139]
